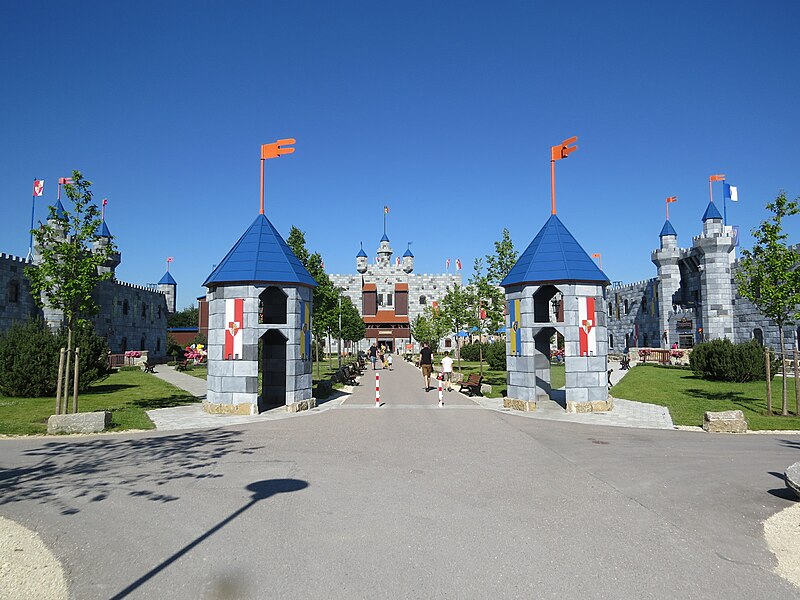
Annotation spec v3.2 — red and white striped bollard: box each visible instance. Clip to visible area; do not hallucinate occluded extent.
[438,378,443,407]
[375,372,380,407]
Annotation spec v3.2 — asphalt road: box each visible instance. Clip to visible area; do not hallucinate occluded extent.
[1,359,799,599]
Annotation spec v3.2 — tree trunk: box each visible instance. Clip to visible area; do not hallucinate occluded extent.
[479,342,484,376]
[62,327,73,414]
[328,333,333,371]
[457,335,462,374]
[780,326,788,416]
[794,348,799,416]
[72,347,80,414]
[55,348,66,415]
[765,347,772,416]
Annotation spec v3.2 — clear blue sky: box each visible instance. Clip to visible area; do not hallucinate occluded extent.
[2,1,799,310]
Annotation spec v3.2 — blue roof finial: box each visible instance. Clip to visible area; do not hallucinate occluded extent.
[702,201,723,222]
[501,214,609,287]
[659,220,677,237]
[203,214,317,288]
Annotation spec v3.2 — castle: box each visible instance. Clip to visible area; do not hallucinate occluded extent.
[329,231,461,353]
[607,200,791,351]
[0,199,173,357]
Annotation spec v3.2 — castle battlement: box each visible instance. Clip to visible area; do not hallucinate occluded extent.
[114,280,165,295]
[0,253,31,264]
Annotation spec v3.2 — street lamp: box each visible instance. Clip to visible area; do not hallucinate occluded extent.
[337,287,345,369]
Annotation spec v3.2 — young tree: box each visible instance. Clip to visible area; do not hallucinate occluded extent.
[410,306,450,351]
[468,258,506,375]
[26,171,116,414]
[168,305,199,328]
[736,191,800,416]
[485,228,518,286]
[440,283,475,372]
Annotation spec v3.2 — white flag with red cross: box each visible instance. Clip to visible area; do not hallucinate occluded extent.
[579,297,597,357]
[225,298,244,360]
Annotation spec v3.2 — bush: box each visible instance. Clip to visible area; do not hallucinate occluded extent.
[690,339,773,382]
[460,342,486,362]
[485,342,506,370]
[0,319,109,397]
[0,319,63,397]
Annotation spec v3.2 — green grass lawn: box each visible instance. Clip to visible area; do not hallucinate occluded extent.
[449,360,565,398]
[613,364,800,430]
[0,369,199,436]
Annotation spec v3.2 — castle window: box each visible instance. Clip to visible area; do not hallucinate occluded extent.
[157,306,162,319]
[156,338,161,352]
[123,300,129,315]
[753,328,763,345]
[387,293,393,306]
[141,303,147,318]
[609,333,614,348]
[8,280,19,303]
[259,286,288,324]
[641,296,647,313]
[419,295,427,305]
[624,299,629,314]
[121,337,128,352]
[140,337,146,351]
[608,302,612,316]
[377,293,384,306]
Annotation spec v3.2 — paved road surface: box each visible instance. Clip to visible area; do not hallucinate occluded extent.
[1,359,799,598]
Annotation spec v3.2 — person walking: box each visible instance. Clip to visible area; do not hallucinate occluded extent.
[369,342,379,370]
[420,342,434,391]
[440,350,453,392]
[387,353,393,370]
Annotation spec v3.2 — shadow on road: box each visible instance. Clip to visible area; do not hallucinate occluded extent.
[0,429,262,515]
[109,478,309,600]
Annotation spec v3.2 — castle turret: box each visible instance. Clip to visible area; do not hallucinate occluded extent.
[356,242,368,274]
[376,233,393,268]
[694,202,735,341]
[93,221,121,276]
[651,219,680,347]
[158,270,177,314]
[402,244,414,273]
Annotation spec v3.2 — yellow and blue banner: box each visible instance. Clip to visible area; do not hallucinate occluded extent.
[508,299,521,356]
[300,300,311,360]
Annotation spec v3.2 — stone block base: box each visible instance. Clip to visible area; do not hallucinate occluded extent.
[203,401,255,416]
[47,411,111,434]
[480,383,493,395]
[786,462,800,500]
[567,398,614,413]
[287,398,317,413]
[703,410,747,433]
[503,398,536,412]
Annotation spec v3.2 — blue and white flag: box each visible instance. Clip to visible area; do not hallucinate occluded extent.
[723,182,738,202]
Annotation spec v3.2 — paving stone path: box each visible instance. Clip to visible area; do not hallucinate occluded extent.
[147,357,674,430]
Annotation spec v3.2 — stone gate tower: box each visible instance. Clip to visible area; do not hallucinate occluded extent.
[203,214,317,415]
[501,214,611,413]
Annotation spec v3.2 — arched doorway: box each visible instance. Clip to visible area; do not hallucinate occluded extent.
[260,329,287,411]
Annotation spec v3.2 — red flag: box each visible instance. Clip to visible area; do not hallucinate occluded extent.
[33,180,44,197]
[709,174,725,182]
[456,259,462,270]
[102,198,108,206]
[167,257,173,262]
[58,177,74,185]
[446,258,451,270]
[396,256,400,266]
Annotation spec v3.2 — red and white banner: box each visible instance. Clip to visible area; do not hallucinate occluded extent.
[578,297,596,357]
[456,258,462,270]
[33,180,44,196]
[224,298,244,360]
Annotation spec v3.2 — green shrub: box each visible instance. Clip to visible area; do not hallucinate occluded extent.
[460,342,486,361]
[690,339,772,382]
[0,319,109,397]
[0,319,63,397]
[119,365,141,372]
[485,341,506,370]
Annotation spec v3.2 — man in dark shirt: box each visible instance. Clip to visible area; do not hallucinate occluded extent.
[369,343,379,369]
[419,342,434,391]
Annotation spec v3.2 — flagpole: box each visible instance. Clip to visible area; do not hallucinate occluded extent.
[550,159,556,215]
[28,180,36,260]
[260,157,265,215]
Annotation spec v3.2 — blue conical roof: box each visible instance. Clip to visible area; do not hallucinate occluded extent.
[204,214,317,288]
[501,214,609,287]
[356,243,368,258]
[403,247,414,257]
[380,232,390,242]
[53,200,67,220]
[158,271,177,285]
[702,202,723,221]
[96,221,112,238]
[659,220,677,237]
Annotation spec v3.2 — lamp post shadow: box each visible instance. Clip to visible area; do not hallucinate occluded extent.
[110,478,309,600]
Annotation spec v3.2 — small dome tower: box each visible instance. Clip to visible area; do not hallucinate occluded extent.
[402,243,414,273]
[356,242,368,273]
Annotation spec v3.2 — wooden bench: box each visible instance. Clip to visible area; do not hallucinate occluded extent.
[175,360,190,372]
[143,361,156,373]
[459,373,483,396]
[336,366,358,385]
